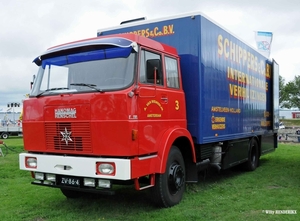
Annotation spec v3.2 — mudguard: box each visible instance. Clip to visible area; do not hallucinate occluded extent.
[155,127,195,173]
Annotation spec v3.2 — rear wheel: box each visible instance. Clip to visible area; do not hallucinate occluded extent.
[151,146,185,207]
[60,188,82,198]
[245,139,259,171]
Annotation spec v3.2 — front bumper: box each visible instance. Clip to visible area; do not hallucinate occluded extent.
[19,153,131,180]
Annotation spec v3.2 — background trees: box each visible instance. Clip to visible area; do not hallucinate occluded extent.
[280,75,300,109]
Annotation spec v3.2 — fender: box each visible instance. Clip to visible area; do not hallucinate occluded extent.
[154,126,195,173]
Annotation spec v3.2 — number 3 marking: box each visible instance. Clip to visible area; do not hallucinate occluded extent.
[175,100,180,110]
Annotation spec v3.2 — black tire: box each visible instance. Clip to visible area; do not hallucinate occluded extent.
[60,188,82,198]
[1,132,9,139]
[151,146,185,207]
[245,139,259,171]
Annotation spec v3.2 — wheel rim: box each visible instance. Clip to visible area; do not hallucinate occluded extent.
[251,145,257,166]
[168,162,184,194]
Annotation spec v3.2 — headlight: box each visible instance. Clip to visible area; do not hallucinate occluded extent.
[25,157,37,168]
[35,172,44,180]
[96,162,115,175]
[84,178,95,187]
[46,174,56,182]
[98,179,111,188]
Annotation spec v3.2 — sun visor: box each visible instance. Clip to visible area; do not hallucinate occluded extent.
[33,37,137,66]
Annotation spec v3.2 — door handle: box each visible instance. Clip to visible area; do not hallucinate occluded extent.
[161,97,168,103]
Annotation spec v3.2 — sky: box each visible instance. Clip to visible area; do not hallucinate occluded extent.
[0,0,299,112]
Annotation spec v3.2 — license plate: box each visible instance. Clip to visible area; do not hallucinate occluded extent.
[60,176,80,187]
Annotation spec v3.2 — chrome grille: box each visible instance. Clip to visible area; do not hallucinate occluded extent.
[45,122,92,153]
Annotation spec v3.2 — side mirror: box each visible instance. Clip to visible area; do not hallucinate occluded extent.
[146,59,162,84]
[30,75,36,89]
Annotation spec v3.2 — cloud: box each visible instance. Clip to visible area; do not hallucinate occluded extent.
[0,0,299,109]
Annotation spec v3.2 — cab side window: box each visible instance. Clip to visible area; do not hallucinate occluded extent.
[139,50,163,85]
[165,56,179,88]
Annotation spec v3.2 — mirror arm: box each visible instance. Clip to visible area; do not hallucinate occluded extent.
[154,67,157,85]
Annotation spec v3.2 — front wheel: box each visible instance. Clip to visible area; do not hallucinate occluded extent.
[151,146,185,207]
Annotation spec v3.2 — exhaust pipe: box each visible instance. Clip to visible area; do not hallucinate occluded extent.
[196,159,210,171]
[210,163,221,172]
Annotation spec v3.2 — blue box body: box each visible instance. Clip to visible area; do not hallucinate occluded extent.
[98,13,277,145]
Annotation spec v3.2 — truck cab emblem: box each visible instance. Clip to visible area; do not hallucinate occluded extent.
[55,108,77,119]
[60,128,73,145]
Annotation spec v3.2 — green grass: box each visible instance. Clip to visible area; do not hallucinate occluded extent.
[1,137,300,221]
[281,119,300,127]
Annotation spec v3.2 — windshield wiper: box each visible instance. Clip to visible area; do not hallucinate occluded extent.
[36,87,69,97]
[70,83,103,92]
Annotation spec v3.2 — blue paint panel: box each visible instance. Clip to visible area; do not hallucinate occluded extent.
[35,37,134,65]
[42,47,132,68]
[99,14,274,144]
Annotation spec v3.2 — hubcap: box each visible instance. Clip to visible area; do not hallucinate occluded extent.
[168,163,184,194]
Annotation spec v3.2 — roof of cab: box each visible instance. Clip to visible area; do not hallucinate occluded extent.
[34,33,178,65]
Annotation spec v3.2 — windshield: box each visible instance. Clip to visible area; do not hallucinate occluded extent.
[31,46,136,96]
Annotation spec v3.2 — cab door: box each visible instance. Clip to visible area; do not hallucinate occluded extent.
[163,55,186,126]
[137,49,168,155]
[137,49,185,155]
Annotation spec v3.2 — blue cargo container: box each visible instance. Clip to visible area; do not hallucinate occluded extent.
[98,12,279,148]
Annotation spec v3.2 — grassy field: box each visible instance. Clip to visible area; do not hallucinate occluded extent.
[1,137,300,221]
[281,119,300,127]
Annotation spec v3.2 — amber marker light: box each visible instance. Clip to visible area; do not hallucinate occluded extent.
[132,129,138,140]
